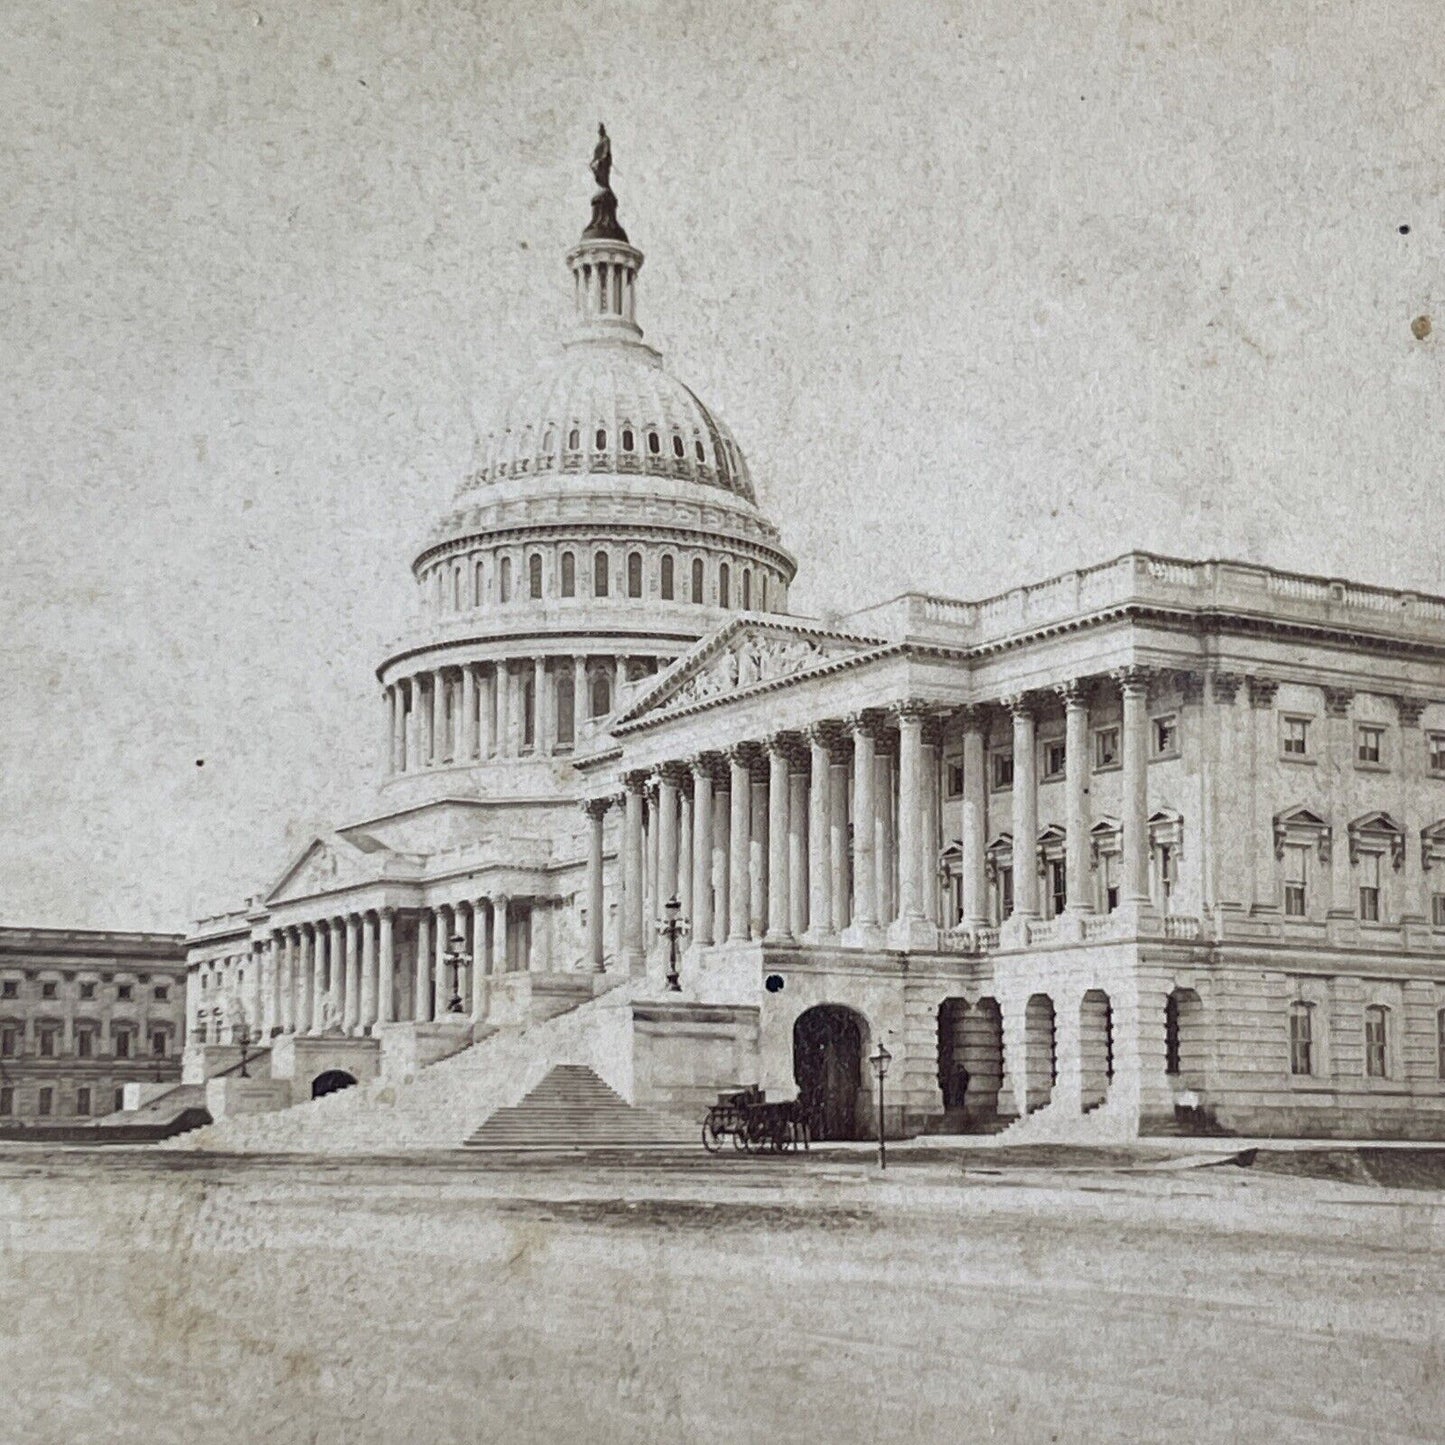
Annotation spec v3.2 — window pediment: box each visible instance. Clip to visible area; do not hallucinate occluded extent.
[1089,816,1122,866]
[1273,806,1332,862]
[1422,819,1445,872]
[984,833,1013,883]
[1348,811,1405,869]
[1149,808,1184,854]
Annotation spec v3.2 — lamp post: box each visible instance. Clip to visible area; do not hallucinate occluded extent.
[236,1020,251,1079]
[657,895,688,993]
[869,1040,892,1170]
[442,933,467,1014]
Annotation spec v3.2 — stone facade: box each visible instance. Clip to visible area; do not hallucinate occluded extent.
[0,927,187,1122]
[183,159,1445,1144]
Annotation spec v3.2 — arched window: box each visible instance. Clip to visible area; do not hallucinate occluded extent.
[760,575,769,611]
[660,554,675,600]
[542,426,555,457]
[595,427,607,452]
[1288,1001,1314,1076]
[1437,1008,1445,1080]
[742,569,752,609]
[1365,1004,1389,1078]
[673,433,685,458]
[590,672,611,718]
[452,567,462,611]
[529,553,543,599]
[523,677,536,748]
[560,551,576,598]
[474,558,485,603]
[499,555,512,603]
[567,426,580,451]
[594,551,609,597]
[556,673,575,745]
[695,439,705,462]
[691,557,704,604]
[647,429,660,454]
[1164,993,1181,1076]
[622,428,635,452]
[627,551,643,598]
[719,562,731,609]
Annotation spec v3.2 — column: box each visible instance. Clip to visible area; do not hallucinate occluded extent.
[584,799,609,970]
[434,904,454,1016]
[405,678,420,773]
[492,896,510,976]
[890,701,929,943]
[573,656,588,742]
[356,914,373,1033]
[713,769,731,943]
[390,686,405,773]
[1118,667,1152,907]
[324,917,340,1029]
[622,777,646,969]
[958,708,989,928]
[1008,696,1040,920]
[461,664,478,762]
[338,919,358,1034]
[805,727,832,939]
[417,675,433,766]
[494,664,511,758]
[415,907,433,1022]
[378,907,396,1025]
[279,930,295,1033]
[829,753,850,932]
[432,669,448,764]
[645,783,660,938]
[749,765,768,941]
[788,761,808,940]
[262,934,279,1037]
[728,749,752,941]
[843,716,878,943]
[533,657,547,753]
[296,925,314,1034]
[763,739,791,941]
[657,766,682,911]
[1060,681,1093,913]
[875,744,895,927]
[308,920,326,1031]
[470,900,488,1019]
[690,758,714,945]
[479,665,495,759]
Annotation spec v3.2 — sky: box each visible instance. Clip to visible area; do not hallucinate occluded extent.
[2,0,1442,931]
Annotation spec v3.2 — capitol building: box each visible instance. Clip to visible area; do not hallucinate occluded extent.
[175,142,1445,1150]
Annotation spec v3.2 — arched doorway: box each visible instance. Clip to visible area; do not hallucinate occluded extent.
[935,997,1004,1122]
[1080,990,1114,1112]
[311,1069,358,1100]
[1165,987,1205,1085]
[1024,994,1056,1114]
[793,1005,867,1140]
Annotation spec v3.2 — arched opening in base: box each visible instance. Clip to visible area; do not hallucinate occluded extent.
[1024,994,1057,1114]
[936,996,1004,1124]
[311,1069,358,1100]
[793,1004,868,1141]
[1080,989,1114,1112]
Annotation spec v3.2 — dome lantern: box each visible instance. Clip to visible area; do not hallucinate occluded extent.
[566,123,645,345]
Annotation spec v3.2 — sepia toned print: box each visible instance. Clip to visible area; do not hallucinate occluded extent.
[3,5,1444,1442]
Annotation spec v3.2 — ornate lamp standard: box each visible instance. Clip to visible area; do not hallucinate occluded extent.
[442,933,467,1014]
[868,1040,892,1170]
[657,896,689,993]
[236,1019,251,1079]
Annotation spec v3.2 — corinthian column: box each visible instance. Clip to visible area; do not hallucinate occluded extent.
[1006,695,1040,922]
[657,765,683,914]
[1059,680,1093,913]
[356,914,374,1032]
[842,716,880,945]
[727,748,752,941]
[1117,666,1154,909]
[461,664,478,762]
[888,700,937,949]
[765,738,792,942]
[583,798,609,970]
[804,726,833,940]
[690,757,714,945]
[622,776,646,970]
[415,908,432,1023]
[957,707,989,929]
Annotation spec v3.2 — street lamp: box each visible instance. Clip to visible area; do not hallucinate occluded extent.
[657,895,688,993]
[236,1020,251,1079]
[868,1040,892,1170]
[443,933,467,1014]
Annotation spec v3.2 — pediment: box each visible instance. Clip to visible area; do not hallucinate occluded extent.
[615,616,890,729]
[267,835,387,906]
[336,798,502,859]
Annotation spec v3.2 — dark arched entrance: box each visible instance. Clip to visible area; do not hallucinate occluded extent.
[311,1069,358,1100]
[793,1005,866,1140]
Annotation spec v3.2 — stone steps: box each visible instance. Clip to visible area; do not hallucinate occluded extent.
[463,1065,696,1151]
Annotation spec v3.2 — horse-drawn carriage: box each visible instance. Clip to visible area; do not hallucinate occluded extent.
[701,1086,809,1154]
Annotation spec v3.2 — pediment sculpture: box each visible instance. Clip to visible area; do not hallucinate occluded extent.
[667,634,831,708]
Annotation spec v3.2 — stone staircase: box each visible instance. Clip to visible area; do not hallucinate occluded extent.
[463,1065,696,1151]
[164,979,650,1154]
[995,1089,1139,1145]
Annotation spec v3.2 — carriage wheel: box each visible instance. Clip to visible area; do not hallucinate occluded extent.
[701,1116,725,1153]
[733,1123,750,1152]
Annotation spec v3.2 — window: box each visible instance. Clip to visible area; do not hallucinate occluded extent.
[37,1088,52,1117]
[621,427,635,452]
[1165,994,1181,1076]
[691,557,704,604]
[1438,1009,1445,1080]
[1282,716,1310,757]
[1430,732,1445,775]
[945,762,964,798]
[719,563,730,608]
[151,1031,168,1058]
[1095,728,1119,769]
[647,429,660,454]
[695,439,705,462]
[0,981,14,999]
[115,1030,131,1060]
[567,427,580,451]
[541,427,555,458]
[76,1028,92,1059]
[595,428,607,452]
[38,1028,56,1059]
[41,981,56,999]
[1102,854,1120,913]
[76,1087,91,1117]
[1433,894,1445,928]
[523,678,536,748]
[499,556,512,603]
[1157,844,1177,904]
[761,575,770,610]
[672,434,685,458]
[627,551,643,598]
[556,674,575,746]
[0,1027,16,1058]
[1358,853,1382,922]
[660,555,674,600]
[153,986,168,1001]
[1043,741,1066,780]
[742,570,752,609]
[80,982,95,1000]
[997,866,1014,923]
[528,554,543,600]
[1289,1002,1314,1076]
[594,551,609,597]
[1283,844,1309,917]
[1364,1005,1389,1078]
[590,673,611,718]
[1357,725,1384,766]
[1153,715,1179,757]
[1048,860,1067,918]
[114,1088,125,1112]
[991,751,1014,790]
[561,551,576,598]
[117,983,133,1001]
[0,1088,11,1116]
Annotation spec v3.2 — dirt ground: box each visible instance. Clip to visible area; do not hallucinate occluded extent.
[0,1146,1441,1444]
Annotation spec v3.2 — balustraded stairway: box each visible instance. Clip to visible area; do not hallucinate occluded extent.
[165,979,671,1155]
